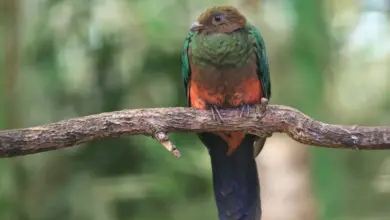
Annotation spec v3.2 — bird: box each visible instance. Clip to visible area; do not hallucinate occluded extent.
[181,6,271,220]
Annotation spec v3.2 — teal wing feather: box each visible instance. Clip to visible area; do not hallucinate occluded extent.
[181,26,270,103]
[181,31,195,106]
[246,23,271,99]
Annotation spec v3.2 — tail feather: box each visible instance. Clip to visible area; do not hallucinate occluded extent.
[198,133,262,220]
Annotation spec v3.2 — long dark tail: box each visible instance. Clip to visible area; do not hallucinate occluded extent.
[198,133,262,220]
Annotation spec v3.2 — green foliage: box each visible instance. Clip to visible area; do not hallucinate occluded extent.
[289,0,342,219]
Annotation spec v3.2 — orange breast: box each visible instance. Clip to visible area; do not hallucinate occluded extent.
[189,76,262,109]
[188,50,263,155]
[189,75,263,155]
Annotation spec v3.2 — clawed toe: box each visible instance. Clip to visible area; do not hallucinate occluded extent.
[255,98,269,120]
[239,104,250,118]
[208,98,268,122]
[210,105,224,123]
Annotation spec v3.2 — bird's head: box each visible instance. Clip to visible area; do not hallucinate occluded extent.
[190,6,246,34]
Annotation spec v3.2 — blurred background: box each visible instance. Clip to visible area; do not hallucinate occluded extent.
[1,0,390,219]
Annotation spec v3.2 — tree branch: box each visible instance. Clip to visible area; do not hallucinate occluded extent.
[1,103,390,158]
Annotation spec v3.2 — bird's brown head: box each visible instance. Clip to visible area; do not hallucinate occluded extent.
[191,6,246,34]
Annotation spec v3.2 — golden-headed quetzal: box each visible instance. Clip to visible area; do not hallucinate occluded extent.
[181,6,271,220]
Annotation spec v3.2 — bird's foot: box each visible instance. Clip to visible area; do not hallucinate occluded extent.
[209,105,224,123]
[238,98,268,119]
[254,98,269,121]
[254,98,272,139]
[239,104,251,118]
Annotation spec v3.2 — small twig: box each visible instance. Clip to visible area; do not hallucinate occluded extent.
[153,132,181,158]
[1,104,390,158]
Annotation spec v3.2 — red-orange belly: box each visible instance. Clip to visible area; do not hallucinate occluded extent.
[189,76,263,155]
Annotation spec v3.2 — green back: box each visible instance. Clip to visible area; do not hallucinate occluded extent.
[181,30,194,96]
[246,23,271,99]
[181,22,271,105]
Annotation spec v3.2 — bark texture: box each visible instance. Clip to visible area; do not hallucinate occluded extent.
[1,105,390,157]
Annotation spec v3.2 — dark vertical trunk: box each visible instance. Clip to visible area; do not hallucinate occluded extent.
[1,0,20,129]
[1,2,23,220]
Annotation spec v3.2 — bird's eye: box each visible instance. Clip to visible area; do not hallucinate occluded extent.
[213,14,224,24]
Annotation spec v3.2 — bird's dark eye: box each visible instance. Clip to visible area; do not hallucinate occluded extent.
[214,15,222,22]
[212,14,224,24]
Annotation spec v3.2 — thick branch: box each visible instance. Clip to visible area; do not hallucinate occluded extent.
[1,105,390,158]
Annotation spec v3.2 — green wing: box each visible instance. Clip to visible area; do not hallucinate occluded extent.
[181,31,195,106]
[246,23,271,99]
[181,24,270,102]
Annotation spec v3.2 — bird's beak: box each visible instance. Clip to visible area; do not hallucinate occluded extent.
[190,22,203,31]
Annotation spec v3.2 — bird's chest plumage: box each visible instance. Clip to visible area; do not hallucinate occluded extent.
[187,33,264,154]
[188,57,263,155]
[189,56,262,109]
